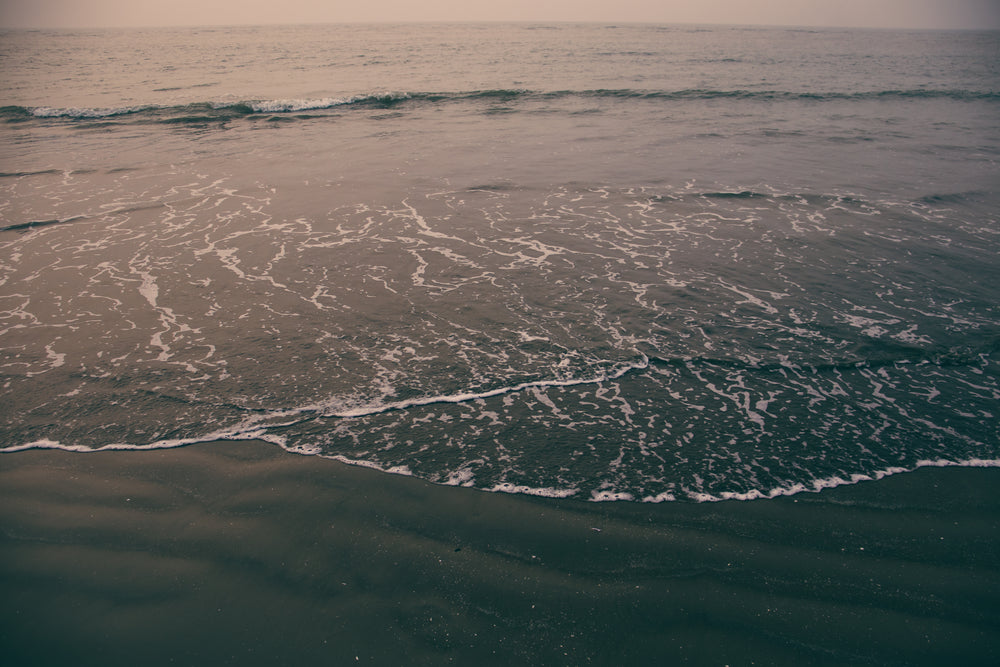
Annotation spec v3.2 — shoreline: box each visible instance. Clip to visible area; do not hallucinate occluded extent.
[6,436,998,503]
[2,439,998,665]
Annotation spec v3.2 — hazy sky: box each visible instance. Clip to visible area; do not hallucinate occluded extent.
[1,0,999,30]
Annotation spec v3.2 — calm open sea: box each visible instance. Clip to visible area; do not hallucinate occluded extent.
[1,23,998,501]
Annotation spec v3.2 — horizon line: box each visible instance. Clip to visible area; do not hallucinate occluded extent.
[2,19,997,32]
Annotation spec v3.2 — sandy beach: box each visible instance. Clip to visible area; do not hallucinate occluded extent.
[1,440,997,665]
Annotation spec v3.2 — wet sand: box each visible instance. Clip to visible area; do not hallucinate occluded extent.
[1,440,998,666]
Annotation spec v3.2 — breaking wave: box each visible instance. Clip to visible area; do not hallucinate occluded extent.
[3,87,996,126]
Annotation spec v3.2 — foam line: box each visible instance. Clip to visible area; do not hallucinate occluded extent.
[665,458,1000,503]
[5,437,998,506]
[312,355,651,419]
[0,356,652,452]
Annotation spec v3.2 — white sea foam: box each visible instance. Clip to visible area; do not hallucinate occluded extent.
[444,468,476,487]
[664,460,1000,503]
[322,454,389,470]
[249,97,352,113]
[244,92,410,113]
[914,457,1000,469]
[3,434,999,505]
[31,105,149,118]
[490,483,579,498]
[591,490,635,502]
[44,344,65,368]
[0,437,194,454]
[1,438,67,452]
[640,491,678,502]
[310,355,651,419]
[717,279,781,314]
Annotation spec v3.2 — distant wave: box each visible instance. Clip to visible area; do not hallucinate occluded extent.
[0,215,87,233]
[561,88,1000,102]
[245,92,412,113]
[0,94,413,124]
[3,87,996,126]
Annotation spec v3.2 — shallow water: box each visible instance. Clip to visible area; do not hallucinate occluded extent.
[2,24,998,500]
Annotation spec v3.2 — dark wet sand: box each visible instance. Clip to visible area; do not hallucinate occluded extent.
[1,440,997,666]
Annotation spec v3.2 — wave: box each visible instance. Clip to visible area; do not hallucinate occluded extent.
[4,87,996,127]
[918,190,989,205]
[245,92,412,113]
[567,88,1000,102]
[0,168,62,178]
[0,215,88,233]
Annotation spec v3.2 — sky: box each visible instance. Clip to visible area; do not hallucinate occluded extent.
[1,0,999,30]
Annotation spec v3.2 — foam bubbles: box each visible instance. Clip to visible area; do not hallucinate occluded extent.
[2,176,998,503]
[491,483,579,498]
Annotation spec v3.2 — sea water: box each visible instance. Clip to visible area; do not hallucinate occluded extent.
[1,23,998,501]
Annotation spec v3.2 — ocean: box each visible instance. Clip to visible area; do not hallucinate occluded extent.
[2,22,999,502]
